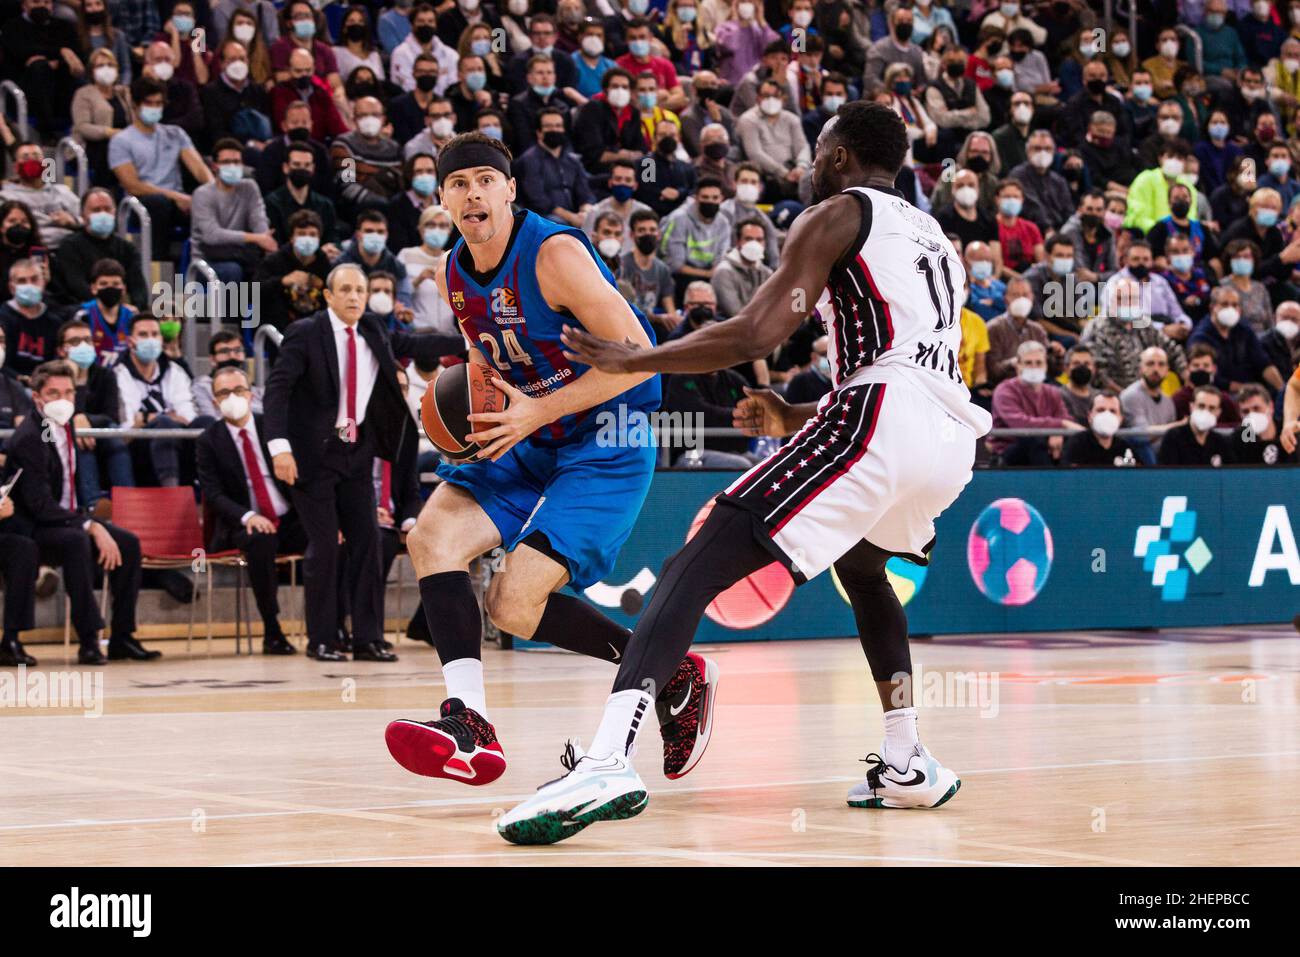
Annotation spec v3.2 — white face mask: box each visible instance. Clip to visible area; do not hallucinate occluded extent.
[233,23,256,44]
[42,398,75,427]
[760,96,783,116]
[597,237,622,258]
[1091,409,1120,438]
[150,61,174,82]
[357,115,383,137]
[368,291,393,314]
[606,86,631,109]
[582,35,604,56]
[738,2,756,20]
[508,0,528,15]
[1215,306,1240,327]
[93,65,118,86]
[1275,318,1299,340]
[1190,408,1218,432]
[1243,411,1271,436]
[735,182,760,204]
[431,117,455,138]
[1158,118,1180,137]
[740,239,764,263]
[792,10,812,27]
[1161,157,1185,178]
[1159,40,1179,58]
[219,393,251,422]
[225,59,249,83]
[1012,104,1034,124]
[1030,149,1054,170]
[954,185,978,208]
[1112,41,1131,57]
[1008,296,1032,318]
[1019,366,1046,385]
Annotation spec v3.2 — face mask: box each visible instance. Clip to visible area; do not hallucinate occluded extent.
[1161,158,1184,178]
[368,292,393,314]
[895,24,913,42]
[1001,2,1020,15]
[532,84,556,99]
[1242,411,1271,436]
[1254,0,1271,16]
[94,65,118,86]
[15,159,44,181]
[688,305,715,325]
[42,398,75,427]
[1216,306,1240,327]
[1256,209,1279,228]
[1287,58,1300,73]
[1258,127,1277,144]
[736,183,761,204]
[1051,256,1074,276]
[423,227,449,249]
[970,260,993,280]
[999,196,1022,217]
[1069,365,1093,387]
[1157,118,1180,138]
[1012,104,1034,125]
[134,338,163,362]
[679,8,697,24]
[607,183,635,203]
[1204,13,1224,28]
[344,23,367,43]
[160,319,181,341]
[635,234,658,255]
[1223,256,1254,279]
[1171,253,1194,273]
[738,2,756,20]
[740,240,764,263]
[220,394,251,421]
[996,69,1015,89]
[1079,44,1096,59]
[509,0,528,14]
[294,20,316,40]
[1091,410,1120,437]
[1112,41,1131,57]
[462,0,481,11]
[630,0,651,12]
[287,167,313,189]
[1085,78,1106,96]
[68,342,97,368]
[1128,263,1149,279]
[792,10,813,27]
[151,62,174,82]
[481,125,503,140]
[293,235,319,257]
[1275,318,1299,339]
[225,59,250,83]
[1270,158,1292,178]
[173,14,195,33]
[1188,369,1212,387]
[1008,296,1032,318]
[357,116,382,137]
[218,164,243,185]
[361,232,387,255]
[1159,40,1178,57]
[1103,211,1124,230]
[233,23,256,44]
[1170,198,1191,218]
[947,62,966,79]
[966,155,990,174]
[892,80,913,96]
[1243,86,1266,101]
[606,86,631,109]
[629,39,651,58]
[412,173,437,196]
[1131,83,1153,102]
[1190,408,1218,432]
[14,283,42,307]
[697,201,720,219]
[954,186,978,208]
[597,237,622,259]
[287,126,310,142]
[1019,366,1046,385]
[140,105,164,125]
[415,74,438,93]
[582,36,604,56]
[760,96,784,115]
[534,45,554,57]
[464,71,487,93]
[658,136,679,154]
[4,224,31,247]
[822,94,845,113]
[1208,122,1229,142]
[97,286,123,307]
[704,142,728,160]
[542,130,566,149]
[472,39,492,56]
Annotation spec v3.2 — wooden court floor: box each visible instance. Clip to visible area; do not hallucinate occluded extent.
[2,625,1298,867]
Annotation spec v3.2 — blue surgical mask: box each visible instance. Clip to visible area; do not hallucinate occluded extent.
[996,68,1014,89]
[293,235,320,258]
[218,164,243,185]
[481,125,503,140]
[423,227,449,249]
[822,95,845,113]
[1204,13,1224,28]
[361,232,387,255]
[173,14,195,33]
[638,91,657,110]
[140,105,164,125]
[465,71,487,92]
[1269,158,1292,178]
[1209,122,1229,141]
[970,260,993,280]
[293,20,316,39]
[68,342,97,369]
[134,338,163,362]
[610,183,636,202]
[88,211,116,237]
[1231,257,1254,276]
[679,7,697,22]
[14,283,42,307]
[471,39,492,57]
[412,173,437,196]
[1170,253,1194,273]
[999,196,1022,217]
[534,44,554,57]
[532,83,555,98]
[1256,209,1279,228]
[629,39,651,58]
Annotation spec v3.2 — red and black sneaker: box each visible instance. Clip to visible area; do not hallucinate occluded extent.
[385,698,507,786]
[655,652,719,779]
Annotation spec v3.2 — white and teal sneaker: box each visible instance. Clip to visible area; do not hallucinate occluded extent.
[846,745,961,809]
[497,740,648,845]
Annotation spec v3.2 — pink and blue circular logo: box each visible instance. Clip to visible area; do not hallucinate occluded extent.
[967,498,1053,606]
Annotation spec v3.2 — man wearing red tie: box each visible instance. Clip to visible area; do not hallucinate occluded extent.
[4,361,152,665]
[264,265,449,661]
[196,365,302,656]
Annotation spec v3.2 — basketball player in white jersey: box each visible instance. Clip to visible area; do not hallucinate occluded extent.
[494,102,993,845]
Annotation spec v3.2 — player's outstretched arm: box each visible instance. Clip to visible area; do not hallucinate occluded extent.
[1282,371,1300,454]
[561,194,861,375]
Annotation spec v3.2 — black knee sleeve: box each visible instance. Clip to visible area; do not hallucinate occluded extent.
[833,539,911,682]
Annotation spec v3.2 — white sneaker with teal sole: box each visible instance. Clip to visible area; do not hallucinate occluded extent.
[846,745,961,809]
[498,741,648,846]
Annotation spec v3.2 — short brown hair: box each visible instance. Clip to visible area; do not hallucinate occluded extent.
[30,360,77,394]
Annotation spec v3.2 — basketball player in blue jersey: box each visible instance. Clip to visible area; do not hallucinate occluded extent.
[498,102,993,844]
[384,133,719,788]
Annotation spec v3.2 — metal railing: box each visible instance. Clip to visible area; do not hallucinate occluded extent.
[0,428,204,440]
[116,196,153,294]
[53,137,89,198]
[0,80,29,143]
[1174,24,1204,76]
[182,258,221,373]
[253,324,284,392]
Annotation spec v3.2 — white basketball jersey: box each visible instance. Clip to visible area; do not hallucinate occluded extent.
[813,185,990,435]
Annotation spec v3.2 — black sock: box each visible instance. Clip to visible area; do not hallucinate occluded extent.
[531,592,630,664]
[419,571,482,664]
[833,540,911,681]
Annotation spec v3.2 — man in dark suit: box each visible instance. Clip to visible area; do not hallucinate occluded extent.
[196,366,302,656]
[0,494,40,666]
[5,361,154,665]
[264,264,452,661]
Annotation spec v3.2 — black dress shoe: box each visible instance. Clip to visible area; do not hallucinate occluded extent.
[262,635,297,656]
[107,636,162,660]
[352,643,398,662]
[0,639,36,667]
[336,629,354,653]
[306,645,347,661]
[157,569,196,604]
[379,638,393,651]
[78,646,107,665]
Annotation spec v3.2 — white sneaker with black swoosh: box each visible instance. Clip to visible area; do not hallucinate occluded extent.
[497,741,648,845]
[846,745,961,809]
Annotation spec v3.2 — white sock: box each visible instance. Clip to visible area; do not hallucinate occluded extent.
[882,707,919,769]
[442,658,488,719]
[588,689,654,761]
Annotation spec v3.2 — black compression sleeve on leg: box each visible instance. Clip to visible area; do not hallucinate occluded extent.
[833,539,911,681]
[419,571,483,663]
[612,501,774,697]
[531,591,630,663]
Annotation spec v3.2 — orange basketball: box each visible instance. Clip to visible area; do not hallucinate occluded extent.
[687,501,795,629]
[421,362,510,461]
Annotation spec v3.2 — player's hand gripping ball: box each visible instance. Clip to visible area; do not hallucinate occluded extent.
[421,362,511,461]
